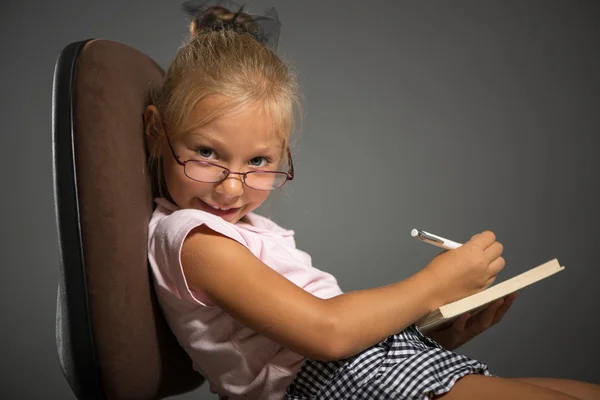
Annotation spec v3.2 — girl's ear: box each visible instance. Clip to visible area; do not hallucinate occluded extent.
[143,105,162,143]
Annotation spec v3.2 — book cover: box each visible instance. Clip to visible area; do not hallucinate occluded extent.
[416,258,565,333]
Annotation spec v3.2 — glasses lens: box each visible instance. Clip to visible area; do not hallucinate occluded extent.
[245,172,288,191]
[185,161,228,182]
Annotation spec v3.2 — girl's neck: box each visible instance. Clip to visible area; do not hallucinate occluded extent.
[238,215,250,224]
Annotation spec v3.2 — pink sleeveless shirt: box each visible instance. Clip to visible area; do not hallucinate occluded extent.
[147,198,343,399]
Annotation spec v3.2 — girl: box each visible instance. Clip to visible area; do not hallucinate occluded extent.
[145,2,600,399]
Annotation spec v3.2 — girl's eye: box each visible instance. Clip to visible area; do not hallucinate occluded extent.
[196,147,215,159]
[249,156,268,168]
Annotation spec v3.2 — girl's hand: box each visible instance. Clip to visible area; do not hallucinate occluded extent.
[423,231,506,306]
[426,293,517,350]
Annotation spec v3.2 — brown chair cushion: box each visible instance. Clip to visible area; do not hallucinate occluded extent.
[73,39,203,399]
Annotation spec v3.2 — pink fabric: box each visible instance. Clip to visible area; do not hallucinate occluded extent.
[148,198,343,399]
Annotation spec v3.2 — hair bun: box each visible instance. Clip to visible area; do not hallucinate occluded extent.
[188,5,258,37]
[181,0,282,49]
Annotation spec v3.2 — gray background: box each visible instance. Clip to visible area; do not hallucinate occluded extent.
[1,0,599,398]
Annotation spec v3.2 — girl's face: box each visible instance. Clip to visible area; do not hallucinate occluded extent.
[155,96,284,224]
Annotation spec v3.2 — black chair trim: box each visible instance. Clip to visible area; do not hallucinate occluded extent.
[52,38,106,400]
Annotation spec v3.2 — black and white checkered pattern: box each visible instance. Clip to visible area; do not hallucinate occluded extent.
[286,325,491,400]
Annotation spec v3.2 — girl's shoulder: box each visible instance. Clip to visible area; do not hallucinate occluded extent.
[150,198,294,241]
[236,212,295,238]
[150,198,230,233]
[149,198,246,244]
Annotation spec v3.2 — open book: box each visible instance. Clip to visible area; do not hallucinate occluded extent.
[416,258,565,333]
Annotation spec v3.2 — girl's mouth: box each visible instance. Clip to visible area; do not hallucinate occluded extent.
[197,198,241,220]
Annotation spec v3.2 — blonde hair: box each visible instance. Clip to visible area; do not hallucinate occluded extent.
[147,6,300,197]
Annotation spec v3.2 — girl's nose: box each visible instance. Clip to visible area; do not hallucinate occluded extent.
[215,175,244,198]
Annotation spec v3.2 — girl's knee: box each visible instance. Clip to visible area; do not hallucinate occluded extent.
[435,374,580,400]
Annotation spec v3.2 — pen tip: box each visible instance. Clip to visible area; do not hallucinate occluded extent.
[411,229,418,237]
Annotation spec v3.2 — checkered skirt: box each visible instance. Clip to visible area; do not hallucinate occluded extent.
[285,324,492,400]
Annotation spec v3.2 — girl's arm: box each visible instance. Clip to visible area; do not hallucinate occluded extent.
[181,225,446,361]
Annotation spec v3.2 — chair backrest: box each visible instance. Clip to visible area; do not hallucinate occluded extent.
[52,39,204,399]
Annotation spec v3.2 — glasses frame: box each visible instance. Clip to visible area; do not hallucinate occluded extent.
[164,128,294,191]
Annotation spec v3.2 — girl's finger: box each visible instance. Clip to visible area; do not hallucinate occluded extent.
[483,275,497,289]
[473,300,503,333]
[492,293,517,325]
[453,313,470,333]
[488,256,506,276]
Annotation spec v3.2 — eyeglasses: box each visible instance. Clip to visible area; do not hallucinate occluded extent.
[164,129,294,191]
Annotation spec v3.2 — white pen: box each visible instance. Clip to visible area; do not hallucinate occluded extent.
[411,229,462,250]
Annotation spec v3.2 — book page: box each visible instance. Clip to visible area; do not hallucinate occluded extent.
[417,303,488,333]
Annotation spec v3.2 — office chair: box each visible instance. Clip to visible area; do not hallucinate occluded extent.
[52,39,205,399]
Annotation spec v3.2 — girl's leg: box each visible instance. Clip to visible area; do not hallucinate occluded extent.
[435,375,581,400]
[512,378,600,400]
